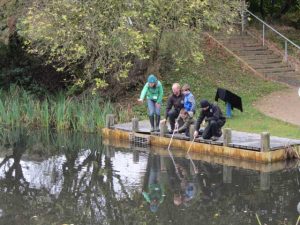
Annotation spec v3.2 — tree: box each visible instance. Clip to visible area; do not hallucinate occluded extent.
[18,0,242,94]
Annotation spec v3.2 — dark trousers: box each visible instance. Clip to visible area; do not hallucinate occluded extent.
[202,120,225,139]
[167,109,180,131]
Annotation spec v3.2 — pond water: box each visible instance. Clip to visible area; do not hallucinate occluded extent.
[0,128,299,225]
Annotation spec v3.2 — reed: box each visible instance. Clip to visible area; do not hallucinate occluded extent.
[0,86,127,132]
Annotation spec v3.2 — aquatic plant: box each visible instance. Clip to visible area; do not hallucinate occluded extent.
[0,86,123,132]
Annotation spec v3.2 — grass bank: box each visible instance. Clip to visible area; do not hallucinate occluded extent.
[0,86,132,132]
[132,38,300,139]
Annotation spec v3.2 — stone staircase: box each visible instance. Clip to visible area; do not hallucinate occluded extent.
[208,32,300,87]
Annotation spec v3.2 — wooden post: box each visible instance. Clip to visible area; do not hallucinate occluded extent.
[133,150,139,163]
[104,145,115,158]
[189,124,195,141]
[132,118,139,132]
[223,128,232,146]
[160,156,166,171]
[105,114,115,128]
[260,172,270,191]
[261,132,270,152]
[223,165,232,184]
[160,121,168,137]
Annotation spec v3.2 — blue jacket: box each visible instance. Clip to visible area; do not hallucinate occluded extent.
[184,92,196,112]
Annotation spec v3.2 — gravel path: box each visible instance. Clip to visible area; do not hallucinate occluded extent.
[254,87,300,126]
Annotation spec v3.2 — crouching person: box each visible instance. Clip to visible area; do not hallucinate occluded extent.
[174,109,194,137]
[193,99,226,141]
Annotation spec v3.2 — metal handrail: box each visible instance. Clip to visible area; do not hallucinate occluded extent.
[243,8,300,62]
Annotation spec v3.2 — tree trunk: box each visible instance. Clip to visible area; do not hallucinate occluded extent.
[260,0,265,20]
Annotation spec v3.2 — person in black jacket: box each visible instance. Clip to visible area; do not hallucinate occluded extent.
[193,99,226,141]
[162,83,184,133]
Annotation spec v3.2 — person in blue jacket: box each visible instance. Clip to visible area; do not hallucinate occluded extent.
[181,84,196,117]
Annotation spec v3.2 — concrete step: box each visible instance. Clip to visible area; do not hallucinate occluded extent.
[250,63,288,69]
[216,37,256,43]
[221,40,259,45]
[221,39,259,45]
[235,50,275,56]
[222,39,258,45]
[264,73,300,86]
[241,54,281,60]
[211,32,300,87]
[246,58,282,64]
[230,46,268,51]
[257,67,295,74]
[264,71,299,77]
[214,34,250,39]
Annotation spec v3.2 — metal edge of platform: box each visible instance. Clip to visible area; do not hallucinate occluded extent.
[102,128,300,163]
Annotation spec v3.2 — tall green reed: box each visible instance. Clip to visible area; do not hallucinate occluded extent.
[0,85,127,132]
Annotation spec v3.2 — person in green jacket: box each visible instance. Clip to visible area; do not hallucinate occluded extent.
[138,74,164,132]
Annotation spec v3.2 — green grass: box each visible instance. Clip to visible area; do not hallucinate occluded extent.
[133,40,300,139]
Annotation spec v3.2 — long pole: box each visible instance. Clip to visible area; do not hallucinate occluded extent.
[187,136,196,154]
[166,127,179,174]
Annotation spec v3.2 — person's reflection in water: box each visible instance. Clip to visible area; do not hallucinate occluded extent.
[167,158,198,207]
[142,154,165,212]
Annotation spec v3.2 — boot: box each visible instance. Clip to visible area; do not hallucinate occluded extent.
[155,115,160,132]
[149,115,155,132]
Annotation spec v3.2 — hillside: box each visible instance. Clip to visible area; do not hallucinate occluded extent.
[132,37,300,139]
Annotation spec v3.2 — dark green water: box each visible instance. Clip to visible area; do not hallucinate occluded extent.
[0,128,299,225]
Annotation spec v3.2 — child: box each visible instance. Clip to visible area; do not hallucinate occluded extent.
[181,84,196,117]
[175,108,194,137]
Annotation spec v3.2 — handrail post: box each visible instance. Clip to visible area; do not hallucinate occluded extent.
[241,0,246,33]
[262,24,265,46]
[284,40,288,62]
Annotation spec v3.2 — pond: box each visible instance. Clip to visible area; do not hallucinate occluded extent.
[0,128,299,225]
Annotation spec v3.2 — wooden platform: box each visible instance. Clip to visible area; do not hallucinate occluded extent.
[103,119,300,163]
[113,120,300,151]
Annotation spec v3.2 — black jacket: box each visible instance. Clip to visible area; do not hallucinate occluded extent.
[165,93,184,118]
[215,88,243,112]
[195,104,226,131]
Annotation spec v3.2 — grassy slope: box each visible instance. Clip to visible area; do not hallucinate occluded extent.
[132,39,300,139]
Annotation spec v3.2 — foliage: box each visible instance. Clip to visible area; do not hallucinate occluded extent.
[248,0,300,22]
[18,0,242,93]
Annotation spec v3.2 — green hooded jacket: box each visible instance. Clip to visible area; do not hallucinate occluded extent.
[139,81,163,104]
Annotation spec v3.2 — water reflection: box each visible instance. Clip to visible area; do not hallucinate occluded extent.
[0,128,299,224]
[142,154,165,212]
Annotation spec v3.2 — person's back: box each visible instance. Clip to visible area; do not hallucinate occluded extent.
[202,103,226,122]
